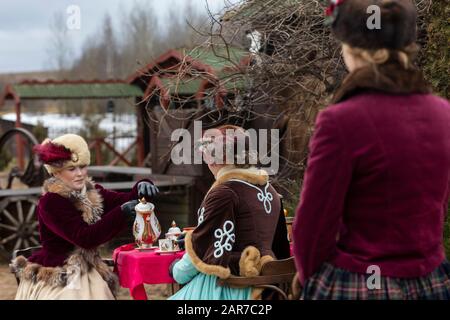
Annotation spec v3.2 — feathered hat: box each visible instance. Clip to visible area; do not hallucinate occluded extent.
[33,134,90,174]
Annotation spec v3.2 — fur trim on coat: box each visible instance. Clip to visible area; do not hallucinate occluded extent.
[43,177,103,224]
[186,167,273,279]
[210,166,269,193]
[185,234,273,280]
[10,177,118,296]
[184,231,231,279]
[332,62,431,104]
[239,246,274,277]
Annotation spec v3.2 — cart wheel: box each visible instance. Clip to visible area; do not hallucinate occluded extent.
[0,127,45,189]
[0,196,39,260]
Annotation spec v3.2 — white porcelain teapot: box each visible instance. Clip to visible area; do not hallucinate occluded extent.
[133,197,161,248]
[165,220,182,241]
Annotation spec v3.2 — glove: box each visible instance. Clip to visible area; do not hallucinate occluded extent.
[137,181,159,200]
[121,200,139,216]
[168,258,181,278]
[175,232,186,251]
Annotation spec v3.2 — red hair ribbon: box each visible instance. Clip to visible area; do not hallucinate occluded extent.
[325,0,345,25]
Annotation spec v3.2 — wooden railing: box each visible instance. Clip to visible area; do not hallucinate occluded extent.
[88,137,138,167]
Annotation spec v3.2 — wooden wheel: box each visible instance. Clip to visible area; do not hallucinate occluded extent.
[0,127,45,189]
[0,196,39,260]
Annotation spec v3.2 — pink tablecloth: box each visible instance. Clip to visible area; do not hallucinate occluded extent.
[113,244,185,300]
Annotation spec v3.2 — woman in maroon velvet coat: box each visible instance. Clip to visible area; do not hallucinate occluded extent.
[293,0,450,299]
[10,134,158,300]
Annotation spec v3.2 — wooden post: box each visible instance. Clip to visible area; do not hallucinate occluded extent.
[95,139,102,165]
[15,101,24,170]
[136,97,145,166]
[149,102,158,173]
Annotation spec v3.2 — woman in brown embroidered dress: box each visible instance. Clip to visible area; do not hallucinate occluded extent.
[169,125,290,300]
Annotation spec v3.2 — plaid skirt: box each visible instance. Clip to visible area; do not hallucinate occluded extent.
[301,260,450,300]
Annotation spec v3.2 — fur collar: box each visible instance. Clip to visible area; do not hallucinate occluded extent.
[206,166,269,195]
[333,62,431,103]
[215,166,269,187]
[43,177,103,225]
[10,177,117,296]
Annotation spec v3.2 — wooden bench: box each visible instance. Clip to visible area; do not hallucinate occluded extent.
[217,257,296,300]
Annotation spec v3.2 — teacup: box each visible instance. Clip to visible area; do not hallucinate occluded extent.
[165,232,181,241]
[158,239,174,252]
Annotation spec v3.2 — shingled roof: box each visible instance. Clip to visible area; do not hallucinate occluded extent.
[0,79,143,104]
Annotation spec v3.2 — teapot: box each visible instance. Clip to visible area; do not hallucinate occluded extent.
[133,197,161,248]
[165,220,182,241]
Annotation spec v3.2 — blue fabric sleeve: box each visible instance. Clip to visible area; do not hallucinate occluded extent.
[172,253,200,285]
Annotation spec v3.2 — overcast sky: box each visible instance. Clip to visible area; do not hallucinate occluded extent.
[0,0,238,73]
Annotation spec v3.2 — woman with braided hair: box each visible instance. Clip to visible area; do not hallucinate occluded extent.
[292,0,450,299]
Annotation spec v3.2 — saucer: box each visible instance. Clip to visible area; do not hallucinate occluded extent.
[155,249,182,255]
[136,246,158,251]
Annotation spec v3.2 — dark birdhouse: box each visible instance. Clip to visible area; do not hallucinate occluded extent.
[106,100,115,113]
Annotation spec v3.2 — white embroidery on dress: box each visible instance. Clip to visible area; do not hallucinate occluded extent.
[197,207,205,225]
[213,220,235,258]
[229,179,273,214]
[258,183,273,214]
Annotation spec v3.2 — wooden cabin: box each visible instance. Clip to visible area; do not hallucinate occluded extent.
[0,45,292,238]
[128,46,254,229]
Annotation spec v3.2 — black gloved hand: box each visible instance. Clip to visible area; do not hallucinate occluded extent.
[169,258,181,278]
[175,232,186,251]
[121,200,139,216]
[137,181,159,200]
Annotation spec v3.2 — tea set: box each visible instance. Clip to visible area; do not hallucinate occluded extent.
[132,197,185,254]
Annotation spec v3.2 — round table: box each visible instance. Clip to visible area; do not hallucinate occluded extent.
[113,244,185,300]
